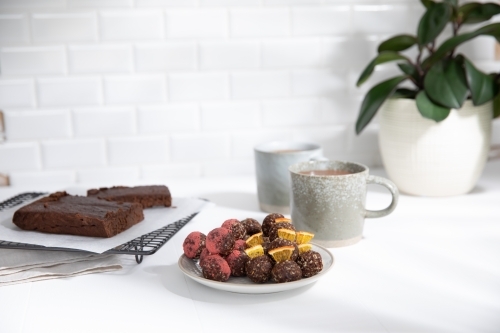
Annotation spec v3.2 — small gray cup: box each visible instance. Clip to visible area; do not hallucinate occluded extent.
[289,160,399,247]
[254,141,324,214]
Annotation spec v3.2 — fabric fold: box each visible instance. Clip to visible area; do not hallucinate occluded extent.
[0,249,122,287]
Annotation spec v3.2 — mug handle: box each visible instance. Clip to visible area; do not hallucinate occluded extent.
[365,175,399,218]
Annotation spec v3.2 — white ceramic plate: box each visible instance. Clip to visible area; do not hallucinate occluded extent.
[178,243,334,294]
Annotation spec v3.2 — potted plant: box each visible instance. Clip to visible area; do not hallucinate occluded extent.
[356,0,500,196]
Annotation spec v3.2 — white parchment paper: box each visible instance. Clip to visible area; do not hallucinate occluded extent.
[0,196,213,254]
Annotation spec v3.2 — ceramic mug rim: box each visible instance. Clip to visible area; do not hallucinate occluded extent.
[289,160,369,178]
[254,141,322,155]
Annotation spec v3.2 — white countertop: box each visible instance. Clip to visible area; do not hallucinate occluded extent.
[1,161,499,333]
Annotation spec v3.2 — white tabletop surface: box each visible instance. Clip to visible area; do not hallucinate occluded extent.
[0,161,499,333]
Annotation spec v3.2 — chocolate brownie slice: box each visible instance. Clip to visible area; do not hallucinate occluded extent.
[12,192,144,238]
[87,185,171,208]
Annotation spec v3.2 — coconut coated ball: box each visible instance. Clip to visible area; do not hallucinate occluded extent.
[241,218,262,236]
[271,261,302,283]
[245,255,273,283]
[268,222,296,241]
[200,255,231,282]
[297,250,323,278]
[262,213,284,237]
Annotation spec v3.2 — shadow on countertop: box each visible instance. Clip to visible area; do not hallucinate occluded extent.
[143,263,312,304]
[199,192,260,211]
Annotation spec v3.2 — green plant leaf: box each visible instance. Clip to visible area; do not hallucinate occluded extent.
[459,2,482,22]
[418,3,452,45]
[494,92,500,118]
[460,2,500,24]
[356,76,408,134]
[422,23,500,69]
[398,63,420,82]
[463,57,498,106]
[416,91,451,121]
[444,0,458,6]
[356,52,409,87]
[378,35,417,53]
[420,0,435,9]
[424,59,468,109]
[392,88,418,99]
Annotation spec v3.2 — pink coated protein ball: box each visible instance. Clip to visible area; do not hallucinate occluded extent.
[199,247,211,266]
[234,239,247,251]
[200,255,231,282]
[206,227,235,256]
[221,218,246,240]
[225,249,249,277]
[182,231,206,259]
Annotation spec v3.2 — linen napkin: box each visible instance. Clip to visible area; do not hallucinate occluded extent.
[0,248,122,287]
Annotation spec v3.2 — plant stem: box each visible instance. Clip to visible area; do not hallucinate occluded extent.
[408,76,419,88]
[453,21,458,36]
[449,22,459,59]
[415,47,425,89]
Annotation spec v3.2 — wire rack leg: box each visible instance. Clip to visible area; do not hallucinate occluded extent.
[135,254,143,264]
[134,236,145,264]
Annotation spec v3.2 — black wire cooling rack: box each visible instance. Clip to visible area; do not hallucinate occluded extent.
[0,192,197,264]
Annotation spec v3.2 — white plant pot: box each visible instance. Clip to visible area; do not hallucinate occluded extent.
[379,98,493,196]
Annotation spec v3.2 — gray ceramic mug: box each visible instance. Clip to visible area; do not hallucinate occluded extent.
[289,160,399,247]
[255,141,324,214]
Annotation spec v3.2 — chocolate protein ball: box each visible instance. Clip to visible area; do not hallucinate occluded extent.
[182,231,206,259]
[241,218,262,236]
[267,238,299,261]
[245,255,274,283]
[262,213,284,237]
[268,222,296,241]
[221,218,246,240]
[200,255,231,282]
[271,261,302,283]
[262,236,271,254]
[297,250,323,278]
[206,227,235,256]
[225,249,249,277]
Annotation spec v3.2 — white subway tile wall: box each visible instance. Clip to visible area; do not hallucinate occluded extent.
[107,136,169,165]
[41,139,106,169]
[200,41,260,70]
[72,107,136,137]
[0,14,30,45]
[37,76,102,106]
[104,74,166,104]
[0,142,41,172]
[68,44,133,73]
[99,10,164,40]
[31,13,98,42]
[0,0,498,185]
[166,9,227,38]
[0,46,66,75]
[135,42,197,71]
[4,109,72,140]
[0,79,35,108]
[137,103,199,133]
